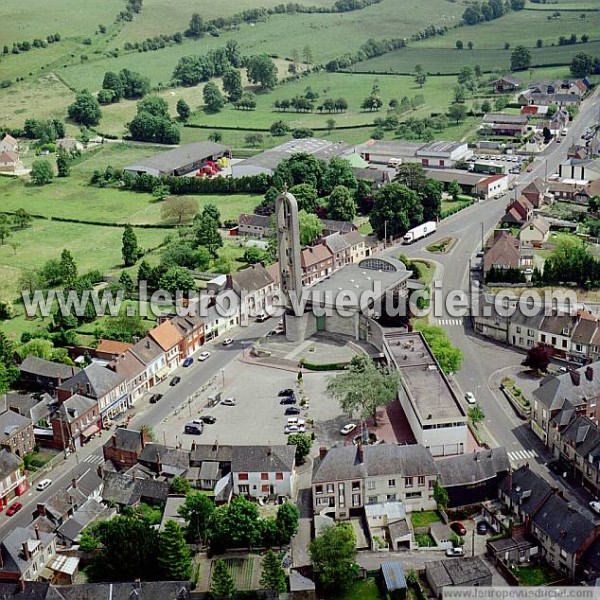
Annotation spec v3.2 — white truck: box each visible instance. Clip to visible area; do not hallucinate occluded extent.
[403,221,437,244]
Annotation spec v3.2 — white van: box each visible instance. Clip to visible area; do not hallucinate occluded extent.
[387,157,402,169]
[36,478,52,491]
[286,417,305,427]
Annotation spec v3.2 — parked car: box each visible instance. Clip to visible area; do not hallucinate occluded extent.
[476,520,489,535]
[590,501,600,514]
[149,393,162,404]
[287,417,305,427]
[182,357,194,367]
[340,423,357,435]
[285,407,301,416]
[266,330,278,338]
[5,502,22,516]
[200,415,217,424]
[278,388,294,397]
[465,392,477,405]
[256,313,271,322]
[36,479,52,491]
[198,351,211,361]
[222,338,234,346]
[445,547,465,557]
[280,396,297,405]
[170,376,181,386]
[221,397,237,406]
[451,522,467,536]
[284,424,306,434]
[184,421,204,435]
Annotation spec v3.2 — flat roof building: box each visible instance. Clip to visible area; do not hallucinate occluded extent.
[416,141,471,168]
[124,142,228,177]
[354,140,423,164]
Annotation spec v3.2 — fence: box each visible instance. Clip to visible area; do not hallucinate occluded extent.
[26,452,66,485]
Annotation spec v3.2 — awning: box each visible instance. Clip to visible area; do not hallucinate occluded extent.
[155,366,170,380]
[81,423,100,438]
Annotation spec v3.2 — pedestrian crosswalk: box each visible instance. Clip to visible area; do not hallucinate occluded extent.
[435,319,463,326]
[84,454,104,465]
[508,449,536,463]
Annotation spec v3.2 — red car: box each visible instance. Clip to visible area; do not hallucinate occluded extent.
[451,521,467,536]
[6,502,22,516]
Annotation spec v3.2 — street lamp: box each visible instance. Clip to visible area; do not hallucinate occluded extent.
[220,368,225,387]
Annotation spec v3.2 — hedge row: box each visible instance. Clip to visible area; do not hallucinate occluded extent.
[441,200,474,219]
[183,122,375,132]
[0,211,175,229]
[300,361,350,371]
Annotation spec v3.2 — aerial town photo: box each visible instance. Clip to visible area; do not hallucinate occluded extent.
[0,0,600,598]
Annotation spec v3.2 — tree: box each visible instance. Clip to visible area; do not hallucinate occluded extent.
[480,99,491,113]
[327,354,399,424]
[246,54,278,91]
[56,150,70,177]
[13,208,32,229]
[30,159,54,185]
[328,185,356,221]
[276,502,299,544]
[370,183,423,239]
[504,41,510,50]
[158,520,192,580]
[289,184,319,213]
[193,213,223,255]
[455,40,463,50]
[298,210,322,246]
[326,118,336,133]
[138,95,170,118]
[210,496,262,551]
[323,157,357,194]
[186,13,205,38]
[414,323,463,374]
[433,480,449,511]
[243,246,266,264]
[138,260,152,284]
[0,222,10,246]
[270,120,289,136]
[414,69,427,88]
[118,271,135,293]
[448,102,467,124]
[523,343,551,373]
[178,492,215,544]
[211,560,236,599]
[122,225,140,267]
[260,550,287,593]
[303,45,313,64]
[448,180,461,201]
[153,184,171,201]
[160,197,199,224]
[159,266,195,296]
[59,249,78,287]
[68,90,101,126]
[510,45,532,71]
[570,52,595,78]
[102,71,124,101]
[176,98,191,121]
[288,432,312,464]
[170,475,192,495]
[203,82,225,112]
[208,131,223,143]
[202,204,221,226]
[467,41,474,50]
[468,405,485,426]
[309,524,358,593]
[536,39,543,48]
[222,68,243,103]
[453,85,466,104]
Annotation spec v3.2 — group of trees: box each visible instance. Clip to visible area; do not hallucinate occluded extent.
[172,41,242,87]
[570,52,597,78]
[462,0,525,26]
[0,209,33,247]
[510,45,532,71]
[4,33,61,56]
[22,118,65,143]
[98,69,151,104]
[127,95,180,144]
[68,90,102,127]
[414,322,463,374]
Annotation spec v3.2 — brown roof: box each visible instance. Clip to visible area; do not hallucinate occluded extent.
[231,263,273,292]
[96,339,132,356]
[572,312,600,345]
[301,244,333,269]
[109,350,145,382]
[586,179,600,197]
[149,320,183,351]
[519,215,550,237]
[170,314,204,337]
[522,177,546,195]
[0,151,17,163]
[484,231,520,271]
[266,262,281,285]
[1,134,17,146]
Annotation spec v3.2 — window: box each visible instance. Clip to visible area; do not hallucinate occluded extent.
[352,493,361,507]
[367,480,376,490]
[516,326,522,333]
[275,472,283,480]
[406,491,422,499]
[541,334,546,342]
[439,159,445,167]
[327,484,335,493]
[238,473,249,481]
[388,479,396,487]
[261,472,269,480]
[405,477,414,488]
[387,494,396,501]
[429,480,435,490]
[238,485,249,493]
[418,476,425,487]
[368,495,378,504]
[315,485,323,495]
[552,336,557,346]
[338,483,345,492]
[262,484,270,493]
[562,339,568,349]
[352,481,361,491]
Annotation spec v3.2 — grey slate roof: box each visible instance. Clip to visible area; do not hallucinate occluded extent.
[190,444,233,465]
[533,360,600,411]
[0,410,31,443]
[533,494,595,554]
[50,582,191,600]
[57,498,110,542]
[58,394,97,423]
[129,336,164,366]
[105,428,143,453]
[323,232,350,254]
[238,213,272,229]
[497,465,552,517]
[1,527,55,576]
[438,447,510,487]
[138,443,190,473]
[69,463,104,498]
[231,445,295,473]
[231,263,274,293]
[436,557,492,585]
[320,219,356,234]
[124,142,227,174]
[20,356,79,380]
[42,488,87,521]
[0,582,50,599]
[0,449,22,479]
[57,363,124,399]
[102,472,169,506]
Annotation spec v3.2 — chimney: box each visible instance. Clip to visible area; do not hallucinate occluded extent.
[586,366,594,381]
[226,273,233,289]
[36,503,46,517]
[356,443,364,465]
[156,452,162,474]
[22,542,30,562]
[18,579,25,592]
[72,478,77,489]
[34,525,40,541]
[112,435,117,447]
[213,440,219,453]
[134,578,141,589]
[140,427,149,449]
[69,495,74,505]
[319,447,328,460]
[191,441,197,451]
[571,370,581,386]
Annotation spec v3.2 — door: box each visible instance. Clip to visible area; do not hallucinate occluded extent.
[316,315,326,332]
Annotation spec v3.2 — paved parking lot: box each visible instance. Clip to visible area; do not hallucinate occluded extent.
[158,360,352,452]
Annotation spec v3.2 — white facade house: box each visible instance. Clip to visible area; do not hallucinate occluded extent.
[415,141,471,168]
[129,337,168,388]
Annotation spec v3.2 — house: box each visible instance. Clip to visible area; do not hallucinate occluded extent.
[320,219,357,236]
[482,113,528,127]
[0,134,18,154]
[342,230,368,263]
[0,152,20,174]
[521,177,548,208]
[508,309,545,351]
[148,321,183,373]
[3,392,52,428]
[56,497,112,547]
[68,462,104,500]
[354,139,422,165]
[0,527,57,583]
[425,558,492,598]
[323,232,351,270]
[501,195,533,225]
[228,263,276,318]
[124,142,228,177]
[487,534,539,567]
[352,167,391,189]
[57,364,127,428]
[381,561,407,599]
[524,131,546,154]
[129,336,168,388]
[55,138,83,152]
[138,443,190,477]
[50,394,101,451]
[0,449,28,507]
[19,357,79,394]
[102,427,152,470]
[231,444,296,500]
[537,312,581,359]
[491,123,526,137]
[107,349,146,406]
[475,173,508,199]
[568,145,589,160]
[483,231,533,274]
[569,311,600,364]
[170,314,205,358]
[491,76,522,93]
[472,293,510,343]
[51,581,191,599]
[365,502,413,551]
[547,180,582,202]
[238,213,273,238]
[531,494,597,579]
[34,488,87,527]
[94,340,132,362]
[312,444,439,519]
[0,411,35,457]
[101,472,169,507]
[531,362,600,444]
[159,496,187,532]
[519,215,550,246]
[437,447,510,508]
[301,244,334,285]
[415,141,471,168]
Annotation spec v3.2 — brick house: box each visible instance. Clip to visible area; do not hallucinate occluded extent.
[301,245,334,285]
[95,339,132,361]
[108,350,147,406]
[0,450,28,507]
[102,427,152,471]
[483,231,533,275]
[50,394,101,451]
[238,213,273,238]
[501,196,533,225]
[148,321,183,373]
[323,233,352,270]
[170,314,205,358]
[0,411,34,458]
[521,178,548,208]
[19,357,79,394]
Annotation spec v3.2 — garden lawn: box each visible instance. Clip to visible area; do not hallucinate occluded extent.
[334,578,380,600]
[410,510,442,528]
[514,564,562,586]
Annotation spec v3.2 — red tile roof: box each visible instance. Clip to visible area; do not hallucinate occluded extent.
[149,320,183,351]
[96,339,133,356]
